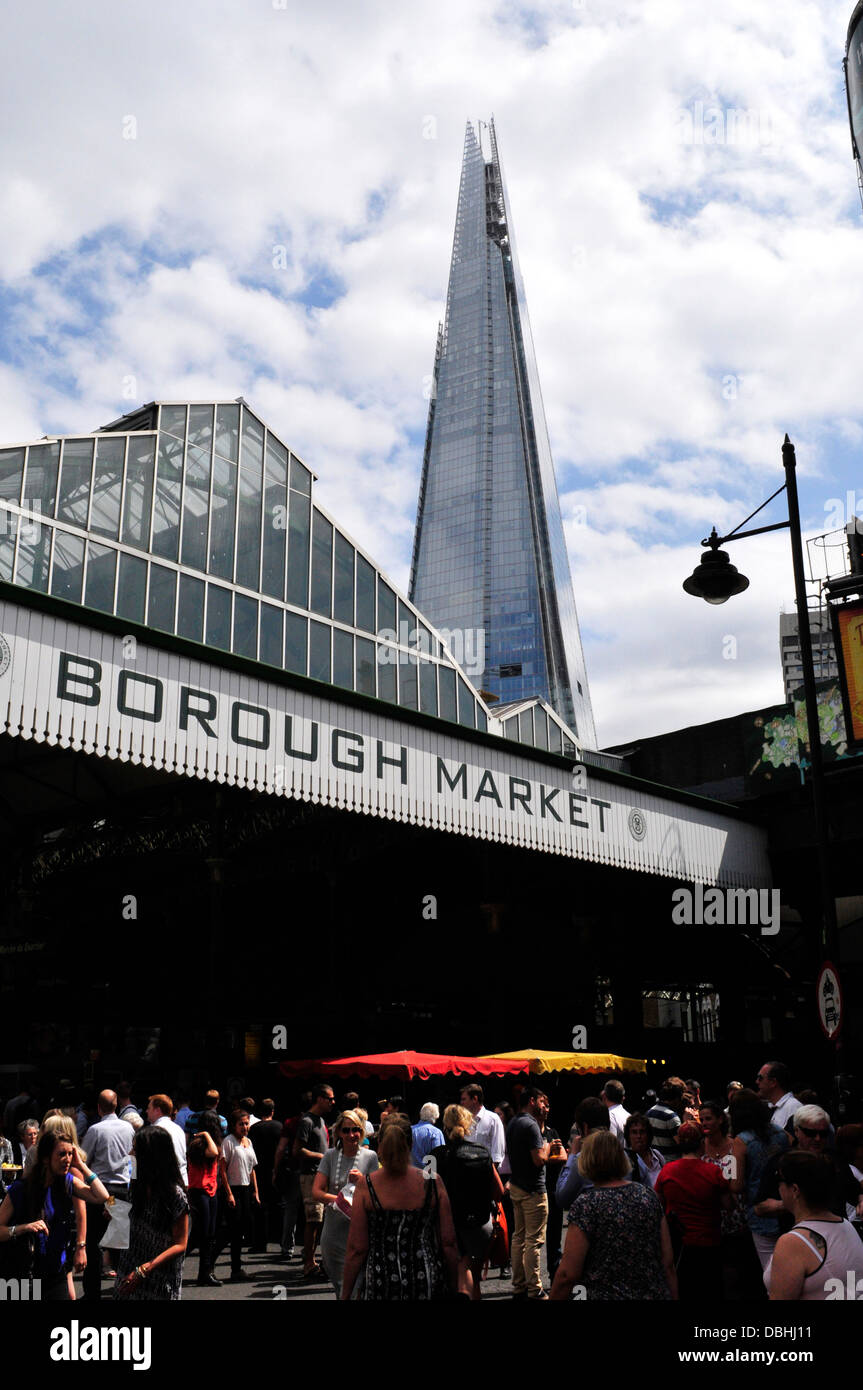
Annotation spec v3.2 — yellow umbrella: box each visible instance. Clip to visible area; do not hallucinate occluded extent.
[480,1049,647,1075]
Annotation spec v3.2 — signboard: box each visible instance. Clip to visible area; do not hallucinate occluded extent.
[831,599,863,750]
[0,599,771,888]
[816,961,843,1041]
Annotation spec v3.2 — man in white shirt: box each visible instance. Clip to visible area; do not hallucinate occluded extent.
[755,1061,799,1131]
[459,1084,505,1165]
[146,1094,188,1184]
[81,1089,134,1300]
[601,1080,630,1141]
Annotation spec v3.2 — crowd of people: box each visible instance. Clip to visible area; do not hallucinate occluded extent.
[1,1063,861,1302]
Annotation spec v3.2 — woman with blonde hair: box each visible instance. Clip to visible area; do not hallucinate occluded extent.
[430,1104,505,1300]
[550,1130,677,1301]
[341,1114,458,1300]
[312,1110,380,1298]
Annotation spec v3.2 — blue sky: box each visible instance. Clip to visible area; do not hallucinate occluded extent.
[2,0,862,746]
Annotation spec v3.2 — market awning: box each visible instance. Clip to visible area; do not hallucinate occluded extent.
[278,1050,529,1081]
[480,1049,647,1075]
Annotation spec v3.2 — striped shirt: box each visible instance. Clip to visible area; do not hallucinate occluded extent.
[645,1104,681,1157]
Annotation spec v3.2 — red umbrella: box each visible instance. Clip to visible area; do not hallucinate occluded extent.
[278,1050,528,1081]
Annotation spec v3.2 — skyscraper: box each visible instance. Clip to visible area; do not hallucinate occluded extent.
[409,119,596,746]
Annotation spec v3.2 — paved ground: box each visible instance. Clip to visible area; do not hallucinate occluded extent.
[81,1249,536,1302]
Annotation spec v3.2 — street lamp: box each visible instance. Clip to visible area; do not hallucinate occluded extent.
[682,436,839,969]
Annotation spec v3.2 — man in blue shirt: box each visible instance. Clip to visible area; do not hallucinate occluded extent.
[411,1102,445,1169]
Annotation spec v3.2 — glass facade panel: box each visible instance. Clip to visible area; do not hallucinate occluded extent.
[356,554,375,633]
[84,541,117,613]
[121,437,156,550]
[519,709,534,745]
[159,404,187,441]
[399,658,418,710]
[377,648,396,703]
[0,514,16,581]
[333,530,355,626]
[15,516,51,592]
[419,660,438,716]
[457,676,476,728]
[90,436,125,539]
[116,552,146,623]
[261,434,288,600]
[151,430,183,561]
[332,627,353,689]
[0,448,24,503]
[187,404,213,450]
[286,490,310,608]
[309,619,331,683]
[181,405,214,573]
[284,611,308,675]
[356,636,376,696]
[534,708,548,750]
[475,706,487,733]
[51,530,85,602]
[57,440,93,527]
[148,564,177,632]
[439,666,457,722]
[260,602,283,667]
[235,410,264,591]
[290,456,311,495]
[233,593,258,659]
[209,455,237,580]
[22,442,60,519]
[548,718,562,755]
[377,578,396,636]
[310,510,333,617]
[206,584,232,651]
[181,437,211,573]
[215,405,239,462]
[177,573,205,642]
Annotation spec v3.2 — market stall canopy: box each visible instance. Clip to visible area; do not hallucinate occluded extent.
[480,1049,647,1075]
[278,1051,529,1081]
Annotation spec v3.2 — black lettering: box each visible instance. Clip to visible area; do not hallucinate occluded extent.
[376,740,407,785]
[179,687,217,737]
[332,729,364,772]
[539,785,562,822]
[569,792,589,828]
[591,798,611,832]
[474,770,502,807]
[509,777,532,815]
[284,716,319,761]
[437,759,468,797]
[231,701,270,749]
[117,670,163,722]
[57,652,101,707]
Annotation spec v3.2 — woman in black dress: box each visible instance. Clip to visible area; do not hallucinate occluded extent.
[115,1125,190,1301]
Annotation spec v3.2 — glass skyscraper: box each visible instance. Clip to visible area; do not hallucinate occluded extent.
[410,119,596,746]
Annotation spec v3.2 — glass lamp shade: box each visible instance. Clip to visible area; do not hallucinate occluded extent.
[682,547,749,604]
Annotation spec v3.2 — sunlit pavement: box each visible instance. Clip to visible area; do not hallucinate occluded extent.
[76,1250,537,1302]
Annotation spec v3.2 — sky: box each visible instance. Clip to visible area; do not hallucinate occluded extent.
[2,0,862,748]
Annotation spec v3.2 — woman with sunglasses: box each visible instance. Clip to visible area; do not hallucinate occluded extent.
[765,1150,863,1300]
[312,1110,380,1299]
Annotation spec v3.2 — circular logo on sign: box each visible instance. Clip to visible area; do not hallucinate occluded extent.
[628,808,647,841]
[0,634,10,679]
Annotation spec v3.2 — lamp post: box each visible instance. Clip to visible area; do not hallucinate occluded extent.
[682,436,839,969]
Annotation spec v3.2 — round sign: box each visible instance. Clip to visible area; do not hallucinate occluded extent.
[0,634,10,679]
[816,962,843,1041]
[628,808,647,841]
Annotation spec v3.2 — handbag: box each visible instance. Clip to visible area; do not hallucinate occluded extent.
[487,1201,509,1266]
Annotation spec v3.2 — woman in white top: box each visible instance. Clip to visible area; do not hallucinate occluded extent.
[766,1150,863,1301]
